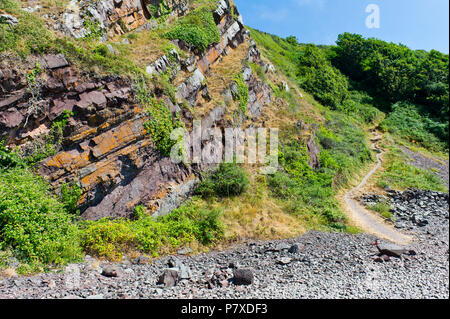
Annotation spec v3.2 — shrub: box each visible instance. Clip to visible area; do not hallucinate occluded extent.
[81,198,224,259]
[60,182,83,214]
[164,7,220,52]
[195,163,249,198]
[233,73,249,114]
[137,78,183,156]
[296,45,349,109]
[0,168,82,267]
[0,140,25,169]
[81,219,135,261]
[380,101,448,151]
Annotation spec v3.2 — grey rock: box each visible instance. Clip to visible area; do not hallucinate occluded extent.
[157,268,180,288]
[167,257,191,280]
[277,257,293,265]
[288,244,300,254]
[233,268,254,286]
[101,265,120,278]
[0,14,18,26]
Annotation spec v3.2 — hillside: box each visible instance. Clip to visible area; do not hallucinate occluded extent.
[0,0,448,299]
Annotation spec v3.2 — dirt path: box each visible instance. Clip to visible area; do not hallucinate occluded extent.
[343,133,412,245]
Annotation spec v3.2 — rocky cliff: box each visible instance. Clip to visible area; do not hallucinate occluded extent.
[0,0,273,220]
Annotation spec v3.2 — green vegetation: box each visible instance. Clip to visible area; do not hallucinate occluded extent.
[137,78,183,156]
[268,114,373,231]
[148,0,172,18]
[233,73,249,114]
[144,97,181,156]
[377,146,447,192]
[369,202,394,221]
[82,18,105,41]
[60,182,83,215]
[247,27,300,80]
[0,0,54,57]
[296,44,349,109]
[0,0,145,77]
[164,7,220,52]
[380,102,447,152]
[81,198,224,260]
[196,163,249,198]
[333,33,449,118]
[250,28,448,153]
[332,33,448,151]
[0,141,25,169]
[0,168,82,270]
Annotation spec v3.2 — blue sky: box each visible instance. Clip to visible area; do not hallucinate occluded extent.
[234,0,449,53]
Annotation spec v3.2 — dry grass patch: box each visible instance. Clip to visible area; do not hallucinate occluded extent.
[192,42,250,119]
[201,172,308,241]
[116,30,176,68]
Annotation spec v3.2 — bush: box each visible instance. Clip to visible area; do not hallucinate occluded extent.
[296,45,349,109]
[233,73,249,114]
[380,101,448,151]
[81,219,135,261]
[0,168,82,267]
[195,163,249,198]
[0,140,25,169]
[81,198,224,259]
[164,7,220,52]
[138,78,184,156]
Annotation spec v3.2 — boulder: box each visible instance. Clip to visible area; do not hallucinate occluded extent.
[167,257,191,280]
[288,244,299,254]
[157,268,180,287]
[0,108,24,129]
[232,268,254,286]
[375,241,413,258]
[42,54,69,69]
[101,265,120,278]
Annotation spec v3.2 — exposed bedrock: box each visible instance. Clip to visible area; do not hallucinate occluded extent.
[0,0,272,220]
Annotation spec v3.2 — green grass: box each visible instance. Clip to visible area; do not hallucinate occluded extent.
[377,146,447,192]
[247,27,299,80]
[0,0,54,57]
[369,202,394,220]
